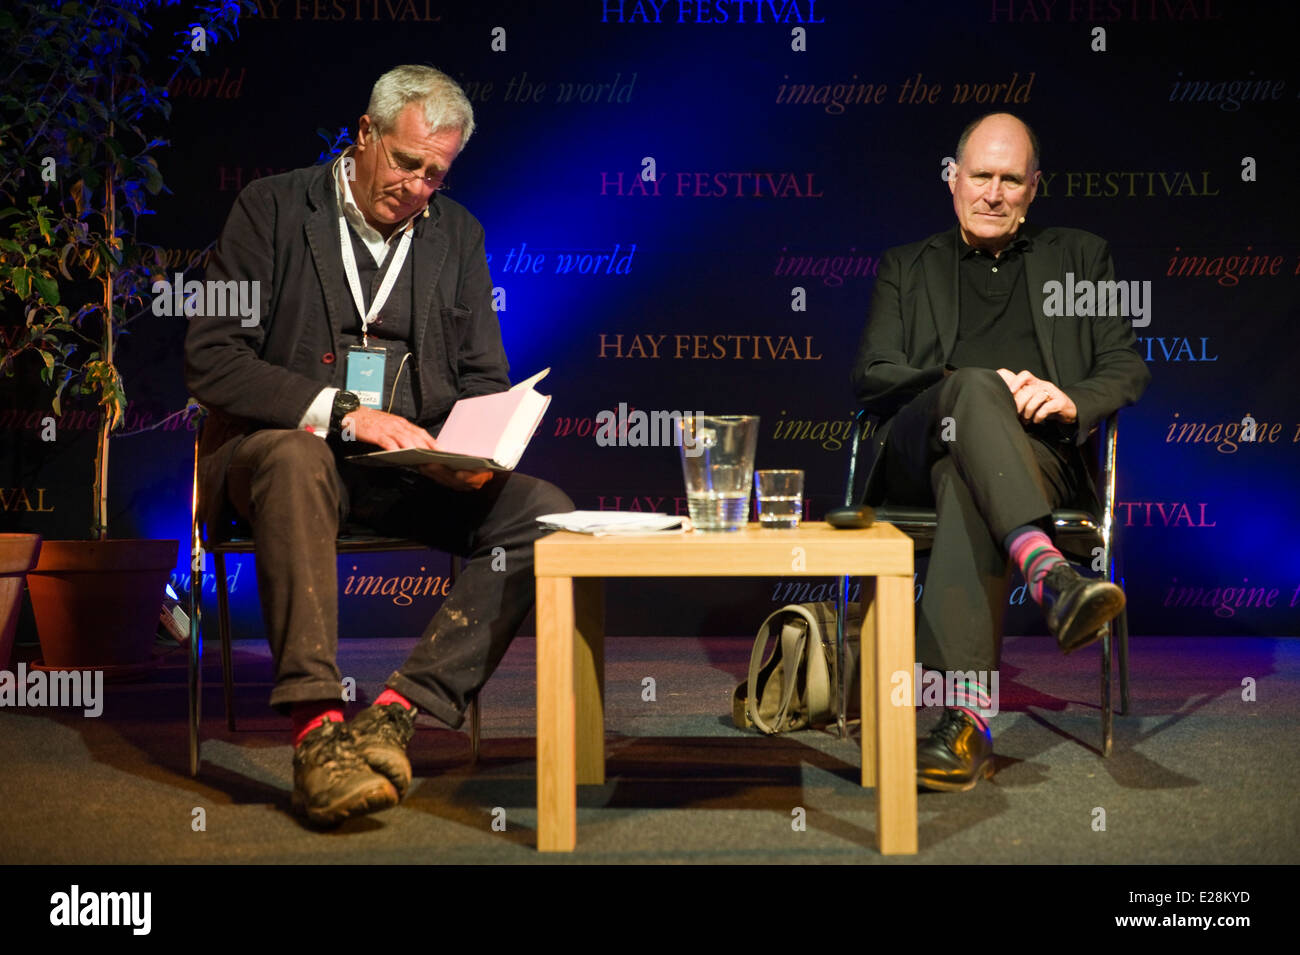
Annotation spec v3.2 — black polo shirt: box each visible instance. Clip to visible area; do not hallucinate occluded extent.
[948,229,1047,382]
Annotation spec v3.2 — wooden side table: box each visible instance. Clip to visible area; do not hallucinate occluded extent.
[533,521,916,854]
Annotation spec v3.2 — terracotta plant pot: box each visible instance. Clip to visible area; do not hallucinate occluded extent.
[0,533,42,670]
[27,539,179,668]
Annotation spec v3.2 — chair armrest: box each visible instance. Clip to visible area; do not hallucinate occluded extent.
[1095,410,1120,557]
[844,408,877,507]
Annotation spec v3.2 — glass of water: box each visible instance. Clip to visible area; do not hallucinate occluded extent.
[755,469,804,528]
[676,415,760,531]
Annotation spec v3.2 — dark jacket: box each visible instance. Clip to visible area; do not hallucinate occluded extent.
[184,162,510,525]
[850,224,1151,513]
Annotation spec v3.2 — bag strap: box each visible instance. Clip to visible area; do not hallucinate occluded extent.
[773,622,807,732]
[746,616,808,735]
[786,603,833,724]
[804,622,832,723]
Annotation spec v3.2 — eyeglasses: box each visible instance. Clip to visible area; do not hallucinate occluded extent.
[373,131,449,191]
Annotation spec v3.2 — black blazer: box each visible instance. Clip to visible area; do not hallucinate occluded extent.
[184,162,510,525]
[850,224,1151,514]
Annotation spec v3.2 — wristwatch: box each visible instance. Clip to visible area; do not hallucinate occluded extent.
[330,390,361,435]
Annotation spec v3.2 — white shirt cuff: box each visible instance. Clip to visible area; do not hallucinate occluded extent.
[299,387,338,437]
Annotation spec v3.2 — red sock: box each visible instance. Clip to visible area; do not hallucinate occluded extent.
[375,687,416,712]
[292,701,345,747]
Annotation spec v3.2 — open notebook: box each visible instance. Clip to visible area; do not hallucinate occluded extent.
[352,368,551,471]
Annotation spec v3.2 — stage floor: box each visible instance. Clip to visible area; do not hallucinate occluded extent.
[1,634,1296,864]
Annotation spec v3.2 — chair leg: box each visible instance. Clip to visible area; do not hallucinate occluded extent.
[188,549,204,777]
[1117,607,1131,715]
[1100,627,1113,758]
[469,695,481,763]
[214,552,236,732]
[835,574,850,739]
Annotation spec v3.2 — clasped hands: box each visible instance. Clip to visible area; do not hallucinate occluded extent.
[995,368,1078,425]
[342,406,493,492]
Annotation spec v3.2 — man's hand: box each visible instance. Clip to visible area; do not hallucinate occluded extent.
[995,368,1078,424]
[344,406,438,450]
[342,407,494,491]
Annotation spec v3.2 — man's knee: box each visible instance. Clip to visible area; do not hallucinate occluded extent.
[522,477,574,519]
[494,474,574,530]
[473,475,572,554]
[941,367,1014,416]
[256,430,336,477]
[246,431,342,517]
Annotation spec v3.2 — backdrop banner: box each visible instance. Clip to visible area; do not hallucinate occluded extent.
[3,0,1297,640]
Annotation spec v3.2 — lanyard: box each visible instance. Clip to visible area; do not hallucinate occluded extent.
[338,213,412,347]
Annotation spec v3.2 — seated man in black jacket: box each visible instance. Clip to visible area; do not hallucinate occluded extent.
[185,65,572,826]
[851,113,1149,792]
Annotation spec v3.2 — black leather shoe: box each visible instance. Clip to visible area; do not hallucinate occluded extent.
[916,708,994,792]
[292,720,398,827]
[1040,563,1126,655]
[349,702,417,799]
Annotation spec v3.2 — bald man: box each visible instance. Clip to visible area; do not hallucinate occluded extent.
[851,113,1149,791]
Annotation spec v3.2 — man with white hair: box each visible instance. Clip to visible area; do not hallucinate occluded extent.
[186,65,572,826]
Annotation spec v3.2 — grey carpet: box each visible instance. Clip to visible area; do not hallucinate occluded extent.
[1,635,1296,864]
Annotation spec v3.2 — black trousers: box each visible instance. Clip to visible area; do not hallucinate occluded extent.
[881,368,1082,673]
[223,429,573,727]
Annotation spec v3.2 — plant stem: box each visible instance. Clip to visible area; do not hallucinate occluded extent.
[93,101,118,542]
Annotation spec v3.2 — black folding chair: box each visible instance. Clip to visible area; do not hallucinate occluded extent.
[834,409,1131,755]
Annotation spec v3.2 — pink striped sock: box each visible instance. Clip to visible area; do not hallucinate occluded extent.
[950,678,992,731]
[1008,528,1066,604]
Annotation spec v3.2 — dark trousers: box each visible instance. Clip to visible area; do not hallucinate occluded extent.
[881,368,1082,673]
[222,429,573,727]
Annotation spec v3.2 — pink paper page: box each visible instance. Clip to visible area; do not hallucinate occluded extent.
[435,390,527,458]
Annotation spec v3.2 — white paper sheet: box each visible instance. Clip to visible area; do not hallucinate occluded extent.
[535,511,693,536]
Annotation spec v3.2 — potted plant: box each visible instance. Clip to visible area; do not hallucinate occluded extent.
[0,0,249,669]
[0,534,41,670]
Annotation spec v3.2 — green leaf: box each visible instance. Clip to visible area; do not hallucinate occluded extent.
[32,273,60,306]
[58,243,76,280]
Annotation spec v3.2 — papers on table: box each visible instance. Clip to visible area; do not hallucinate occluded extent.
[536,511,693,536]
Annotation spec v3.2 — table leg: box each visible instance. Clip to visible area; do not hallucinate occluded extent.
[536,575,576,851]
[574,578,606,786]
[874,573,917,855]
[858,577,877,788]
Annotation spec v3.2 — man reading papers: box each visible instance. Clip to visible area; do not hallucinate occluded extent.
[185,66,571,826]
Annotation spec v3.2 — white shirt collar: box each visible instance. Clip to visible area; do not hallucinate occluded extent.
[333,148,420,266]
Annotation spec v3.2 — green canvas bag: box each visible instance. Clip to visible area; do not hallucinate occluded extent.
[733,600,863,734]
